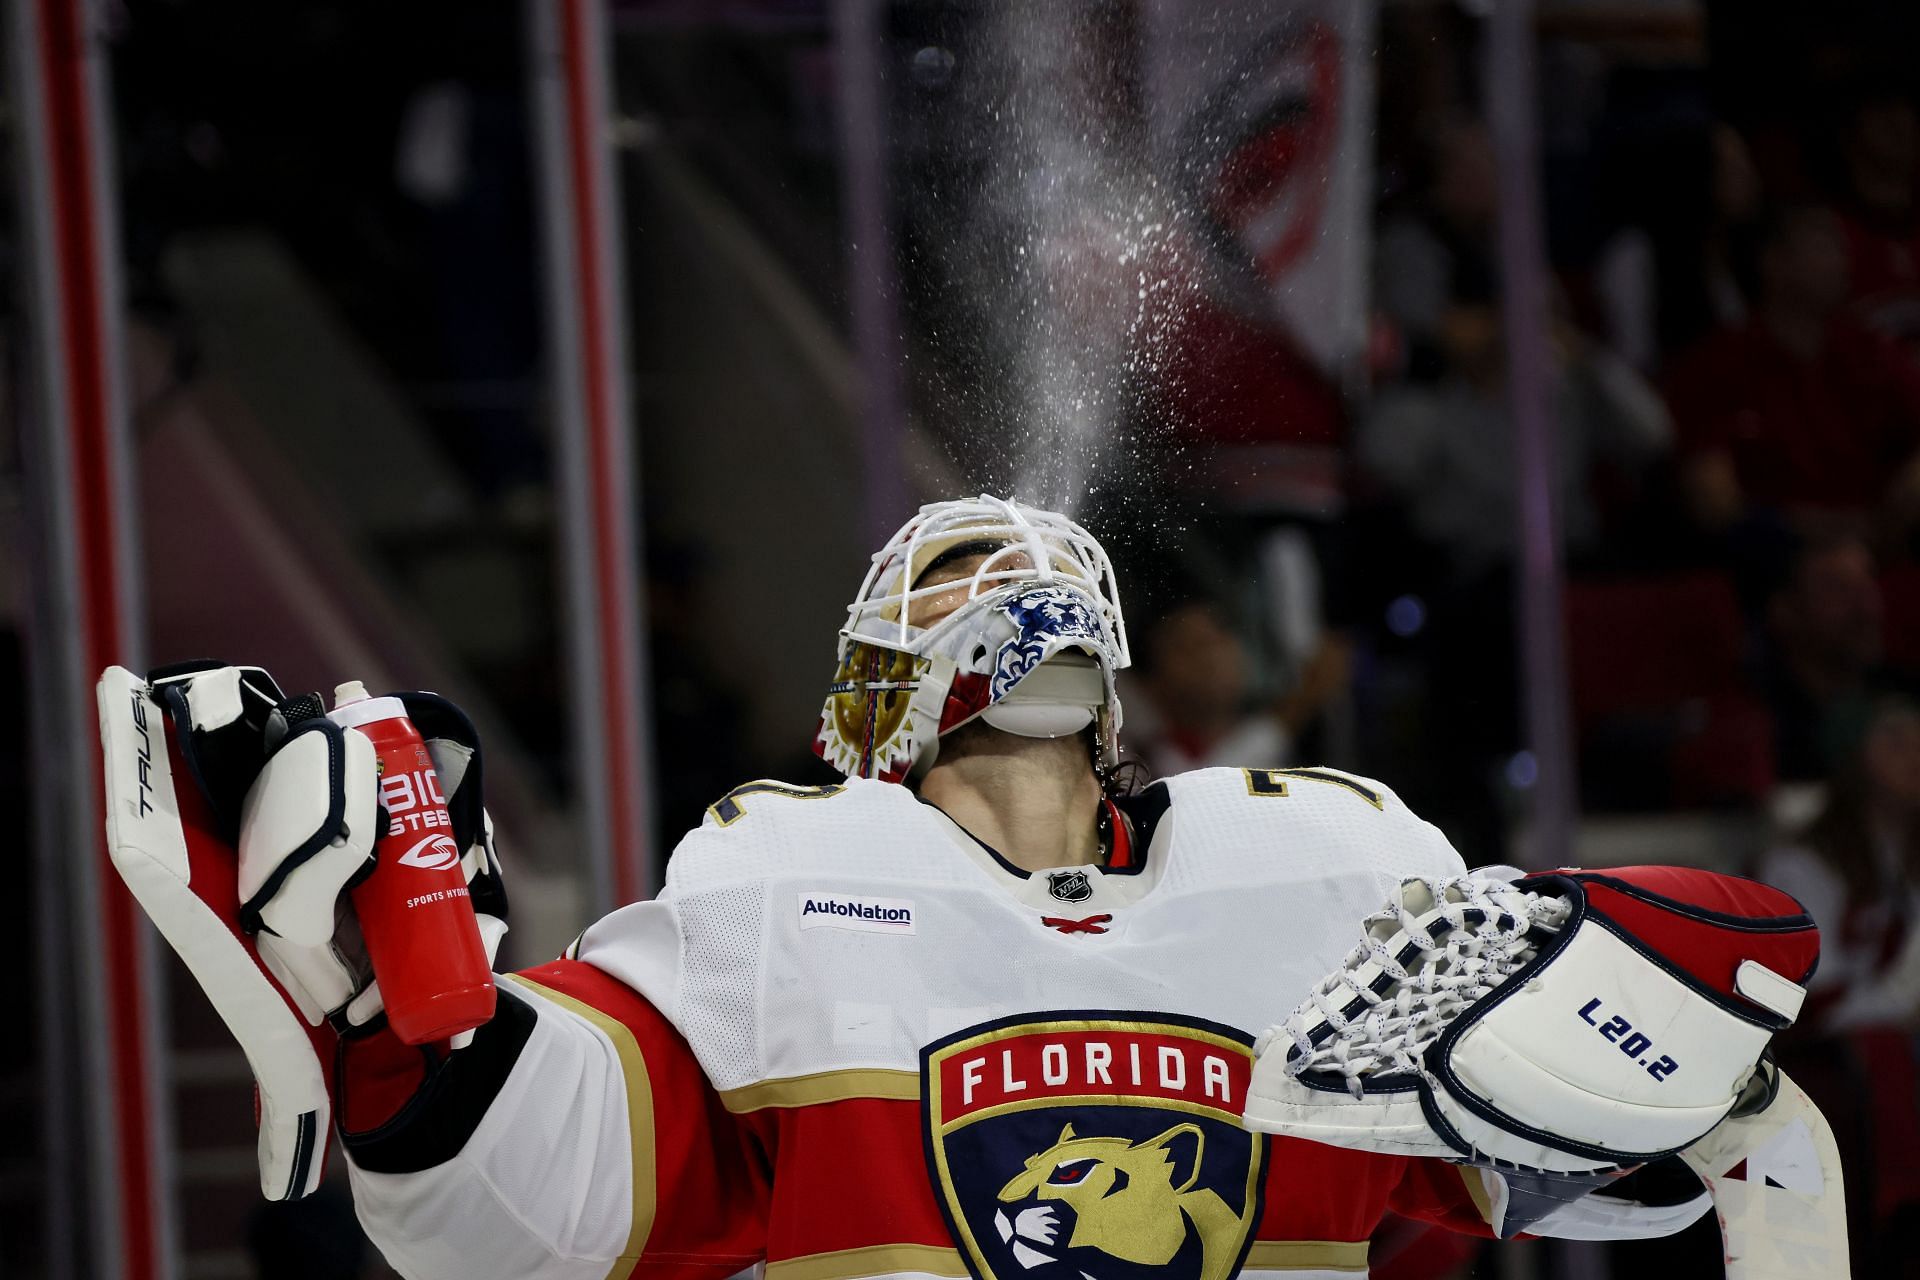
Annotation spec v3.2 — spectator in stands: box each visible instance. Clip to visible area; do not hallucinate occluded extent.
[1355,288,1669,857]
[1762,696,1920,1031]
[1755,529,1914,781]
[1830,83,1920,355]
[1120,598,1346,777]
[1757,696,1920,1270]
[1376,115,1500,383]
[1664,204,1920,542]
[1593,120,1761,373]
[1356,299,1671,578]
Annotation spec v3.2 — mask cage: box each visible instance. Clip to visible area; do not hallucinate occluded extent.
[841,495,1131,668]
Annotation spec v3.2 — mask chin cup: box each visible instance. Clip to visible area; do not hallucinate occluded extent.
[981,703,1096,739]
[979,653,1102,740]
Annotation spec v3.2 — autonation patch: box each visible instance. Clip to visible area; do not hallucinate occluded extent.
[798,892,917,935]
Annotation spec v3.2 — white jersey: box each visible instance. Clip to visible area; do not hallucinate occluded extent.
[591,767,1461,1093]
[343,768,1708,1280]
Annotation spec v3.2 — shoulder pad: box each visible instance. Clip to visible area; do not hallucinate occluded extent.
[664,776,916,891]
[1150,765,1462,888]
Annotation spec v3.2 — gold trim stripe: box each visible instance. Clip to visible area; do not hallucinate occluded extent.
[506,976,657,1278]
[719,1068,921,1113]
[762,1239,1361,1280]
[1244,1240,1370,1272]
[765,1243,969,1280]
[938,1092,1242,1134]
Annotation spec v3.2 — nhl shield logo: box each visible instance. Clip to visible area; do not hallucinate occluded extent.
[1045,870,1093,904]
[922,1013,1265,1280]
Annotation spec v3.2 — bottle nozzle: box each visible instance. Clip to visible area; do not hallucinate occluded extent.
[333,680,371,707]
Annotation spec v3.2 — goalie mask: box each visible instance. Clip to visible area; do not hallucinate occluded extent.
[813,495,1130,783]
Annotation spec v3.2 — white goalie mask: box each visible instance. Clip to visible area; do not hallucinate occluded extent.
[813,495,1131,783]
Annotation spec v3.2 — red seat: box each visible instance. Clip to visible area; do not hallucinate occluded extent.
[1565,574,1772,807]
[1565,574,1748,723]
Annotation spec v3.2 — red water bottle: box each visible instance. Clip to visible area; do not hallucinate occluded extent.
[329,681,495,1045]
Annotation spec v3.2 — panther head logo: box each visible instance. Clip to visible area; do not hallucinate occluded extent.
[993,1123,1241,1280]
[923,1015,1264,1280]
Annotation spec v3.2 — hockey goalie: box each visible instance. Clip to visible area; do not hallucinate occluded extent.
[98,496,1848,1279]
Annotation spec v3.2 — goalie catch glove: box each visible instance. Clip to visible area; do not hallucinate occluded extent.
[96,663,507,1200]
[1243,865,1818,1176]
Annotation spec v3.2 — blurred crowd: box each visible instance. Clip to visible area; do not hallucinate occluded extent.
[1107,8,1920,1274]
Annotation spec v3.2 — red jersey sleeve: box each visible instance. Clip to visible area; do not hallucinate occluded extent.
[337,958,769,1279]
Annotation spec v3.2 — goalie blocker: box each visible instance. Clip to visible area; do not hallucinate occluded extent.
[1244,865,1819,1175]
[96,663,509,1201]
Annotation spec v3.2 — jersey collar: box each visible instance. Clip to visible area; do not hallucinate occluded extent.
[915,783,1169,880]
[916,782,1175,921]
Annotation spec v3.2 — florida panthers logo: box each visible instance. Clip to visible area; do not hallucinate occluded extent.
[923,1014,1265,1280]
[990,587,1108,700]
